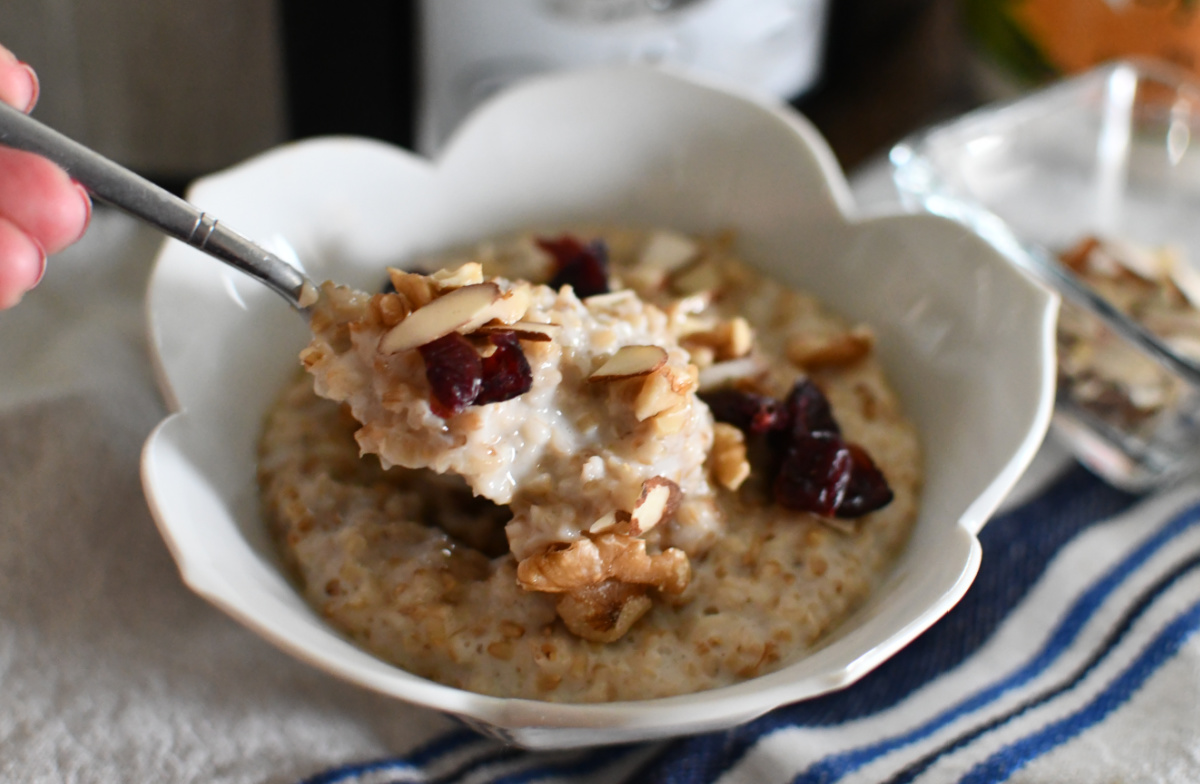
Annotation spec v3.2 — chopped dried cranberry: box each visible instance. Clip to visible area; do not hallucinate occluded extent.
[774,433,853,516]
[539,235,610,298]
[783,379,840,437]
[475,330,533,406]
[705,378,892,518]
[700,388,785,434]
[418,333,482,418]
[835,443,894,518]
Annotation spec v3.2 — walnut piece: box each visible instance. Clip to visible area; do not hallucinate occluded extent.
[556,581,654,643]
[386,268,437,310]
[516,532,690,595]
[629,476,682,535]
[682,316,754,361]
[634,364,698,421]
[786,325,875,370]
[711,422,751,490]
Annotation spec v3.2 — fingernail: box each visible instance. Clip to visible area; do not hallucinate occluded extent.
[74,183,92,243]
[18,62,39,112]
[29,235,47,289]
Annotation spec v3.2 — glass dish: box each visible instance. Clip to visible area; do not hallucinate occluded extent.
[892,59,1200,491]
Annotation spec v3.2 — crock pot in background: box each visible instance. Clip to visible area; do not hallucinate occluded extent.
[416,0,831,154]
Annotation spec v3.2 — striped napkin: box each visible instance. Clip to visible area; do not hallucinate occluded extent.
[300,464,1200,784]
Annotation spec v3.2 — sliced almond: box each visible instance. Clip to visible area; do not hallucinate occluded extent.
[476,320,561,342]
[1166,246,1200,310]
[629,477,682,536]
[670,258,723,295]
[458,282,532,335]
[588,512,620,534]
[588,345,668,382]
[378,282,500,354]
[639,231,699,272]
[584,289,638,309]
[484,282,534,326]
[587,510,631,534]
[697,355,767,391]
[430,262,485,290]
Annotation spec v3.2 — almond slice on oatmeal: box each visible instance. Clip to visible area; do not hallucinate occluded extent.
[430,262,485,289]
[670,257,723,295]
[639,230,699,272]
[584,289,639,309]
[475,320,561,342]
[588,345,668,381]
[479,282,534,327]
[629,476,682,535]
[697,355,767,391]
[378,282,501,354]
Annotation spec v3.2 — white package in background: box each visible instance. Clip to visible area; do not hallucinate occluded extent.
[417,0,830,154]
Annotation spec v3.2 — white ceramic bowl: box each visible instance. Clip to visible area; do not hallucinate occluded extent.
[142,66,1056,749]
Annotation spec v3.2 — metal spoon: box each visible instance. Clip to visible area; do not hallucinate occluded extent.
[0,101,317,313]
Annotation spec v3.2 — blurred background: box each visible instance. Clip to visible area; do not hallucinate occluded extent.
[4,0,1199,190]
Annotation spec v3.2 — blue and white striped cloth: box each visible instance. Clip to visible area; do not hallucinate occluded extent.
[301,465,1200,784]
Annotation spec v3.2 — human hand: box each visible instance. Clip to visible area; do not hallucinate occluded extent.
[0,45,91,308]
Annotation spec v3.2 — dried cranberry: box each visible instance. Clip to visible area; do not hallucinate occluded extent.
[774,433,853,516]
[475,330,533,406]
[835,443,894,518]
[783,379,840,437]
[539,235,610,298]
[418,333,482,418]
[700,388,785,434]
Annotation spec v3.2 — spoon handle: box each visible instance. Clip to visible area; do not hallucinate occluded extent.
[0,101,314,312]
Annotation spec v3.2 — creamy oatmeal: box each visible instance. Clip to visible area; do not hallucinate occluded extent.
[258,228,922,702]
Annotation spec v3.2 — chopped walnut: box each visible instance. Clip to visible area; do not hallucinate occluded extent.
[786,326,875,370]
[556,580,654,643]
[516,531,690,595]
[682,316,754,361]
[386,268,437,310]
[711,422,751,490]
[634,364,698,421]
[629,476,683,535]
[368,292,409,328]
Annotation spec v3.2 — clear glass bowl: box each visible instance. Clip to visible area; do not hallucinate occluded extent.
[892,59,1200,491]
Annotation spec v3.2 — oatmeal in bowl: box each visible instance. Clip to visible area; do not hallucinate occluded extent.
[261,227,921,701]
[143,67,1055,746]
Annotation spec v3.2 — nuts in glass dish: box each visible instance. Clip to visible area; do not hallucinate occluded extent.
[1056,235,1200,435]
